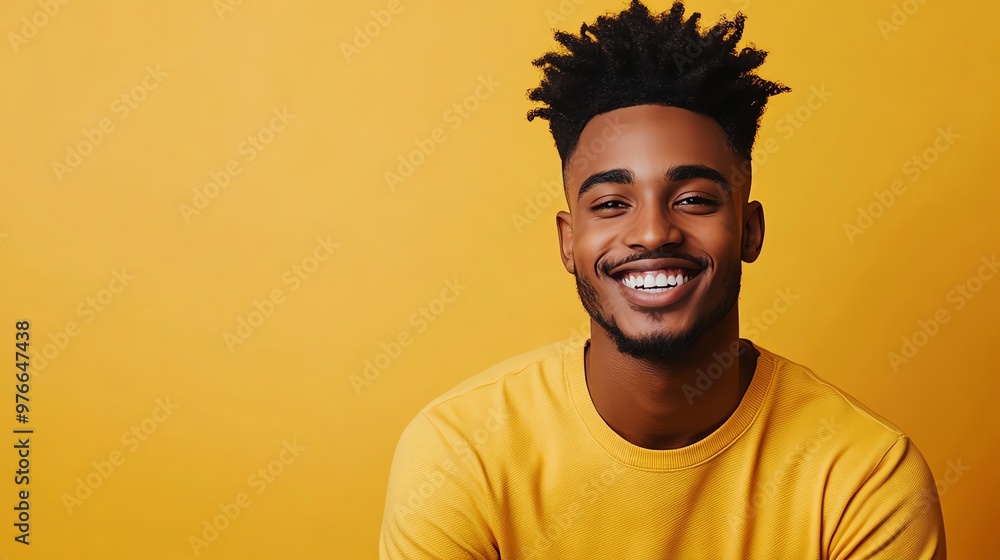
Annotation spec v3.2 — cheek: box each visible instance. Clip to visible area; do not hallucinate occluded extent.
[704,231,740,256]
[694,213,741,252]
[573,226,617,270]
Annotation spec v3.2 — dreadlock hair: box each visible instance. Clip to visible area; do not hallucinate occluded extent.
[526,0,790,170]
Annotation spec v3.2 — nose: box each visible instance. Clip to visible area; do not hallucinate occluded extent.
[625,200,682,251]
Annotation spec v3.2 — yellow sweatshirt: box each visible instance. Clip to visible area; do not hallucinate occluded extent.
[380,337,946,559]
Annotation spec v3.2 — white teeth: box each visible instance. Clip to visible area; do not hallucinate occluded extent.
[620,270,698,291]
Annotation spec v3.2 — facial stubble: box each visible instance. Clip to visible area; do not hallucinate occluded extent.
[575,260,742,361]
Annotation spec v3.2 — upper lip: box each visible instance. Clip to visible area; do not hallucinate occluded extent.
[608,258,703,278]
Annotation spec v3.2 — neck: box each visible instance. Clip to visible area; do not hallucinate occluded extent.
[583,310,757,450]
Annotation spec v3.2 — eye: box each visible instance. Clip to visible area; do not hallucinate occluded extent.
[676,196,720,207]
[592,200,628,212]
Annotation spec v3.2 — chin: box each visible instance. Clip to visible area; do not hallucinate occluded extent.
[614,334,700,362]
[604,322,704,361]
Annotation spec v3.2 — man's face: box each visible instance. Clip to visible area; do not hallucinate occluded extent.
[556,104,764,361]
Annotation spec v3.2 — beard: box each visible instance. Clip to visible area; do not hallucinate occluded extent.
[575,259,742,361]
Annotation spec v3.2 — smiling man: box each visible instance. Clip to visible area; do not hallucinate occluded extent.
[379,2,946,558]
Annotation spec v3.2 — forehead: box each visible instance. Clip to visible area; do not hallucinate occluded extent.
[564,105,741,195]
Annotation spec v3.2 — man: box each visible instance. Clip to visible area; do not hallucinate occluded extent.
[379,1,946,558]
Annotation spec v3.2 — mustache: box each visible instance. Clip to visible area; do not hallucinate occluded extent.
[599,250,708,277]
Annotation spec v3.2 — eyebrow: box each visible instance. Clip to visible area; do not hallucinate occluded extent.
[576,164,733,201]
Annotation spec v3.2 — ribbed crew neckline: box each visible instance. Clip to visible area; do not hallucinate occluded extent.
[564,337,777,471]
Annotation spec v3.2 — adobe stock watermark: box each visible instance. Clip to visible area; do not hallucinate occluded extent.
[725,84,834,188]
[843,126,959,244]
[61,397,179,514]
[878,0,931,41]
[510,114,634,234]
[384,75,501,192]
[887,254,997,372]
[7,0,70,54]
[351,278,468,395]
[511,177,563,234]
[451,407,508,463]
[522,460,630,559]
[769,85,834,143]
[178,106,296,223]
[554,317,591,356]
[34,268,135,374]
[213,0,245,22]
[682,287,800,404]
[543,0,588,26]
[223,235,339,352]
[188,439,306,556]
[391,407,508,521]
[563,114,632,181]
[742,287,800,338]
[914,457,970,516]
[672,30,719,73]
[728,416,844,534]
[341,0,403,63]
[51,65,168,183]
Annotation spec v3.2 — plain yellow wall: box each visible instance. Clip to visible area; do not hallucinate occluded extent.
[1,0,997,557]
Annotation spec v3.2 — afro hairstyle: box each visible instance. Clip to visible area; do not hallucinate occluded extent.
[526,0,790,168]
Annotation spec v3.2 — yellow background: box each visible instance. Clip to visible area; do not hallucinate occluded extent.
[1,0,997,557]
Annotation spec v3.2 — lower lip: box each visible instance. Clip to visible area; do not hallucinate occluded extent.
[614,272,701,308]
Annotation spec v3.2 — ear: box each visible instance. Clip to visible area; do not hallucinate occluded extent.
[741,200,764,263]
[556,210,575,274]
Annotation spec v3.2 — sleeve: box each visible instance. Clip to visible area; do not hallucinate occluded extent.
[379,412,499,560]
[829,435,947,559]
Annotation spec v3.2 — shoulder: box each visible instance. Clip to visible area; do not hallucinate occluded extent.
[418,336,580,416]
[754,345,945,557]
[756,344,907,443]
[383,336,582,539]
[400,336,581,447]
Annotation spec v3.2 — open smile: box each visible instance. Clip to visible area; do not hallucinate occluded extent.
[607,259,704,308]
[618,269,695,293]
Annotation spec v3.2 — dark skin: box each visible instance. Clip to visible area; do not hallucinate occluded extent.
[556,104,765,450]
